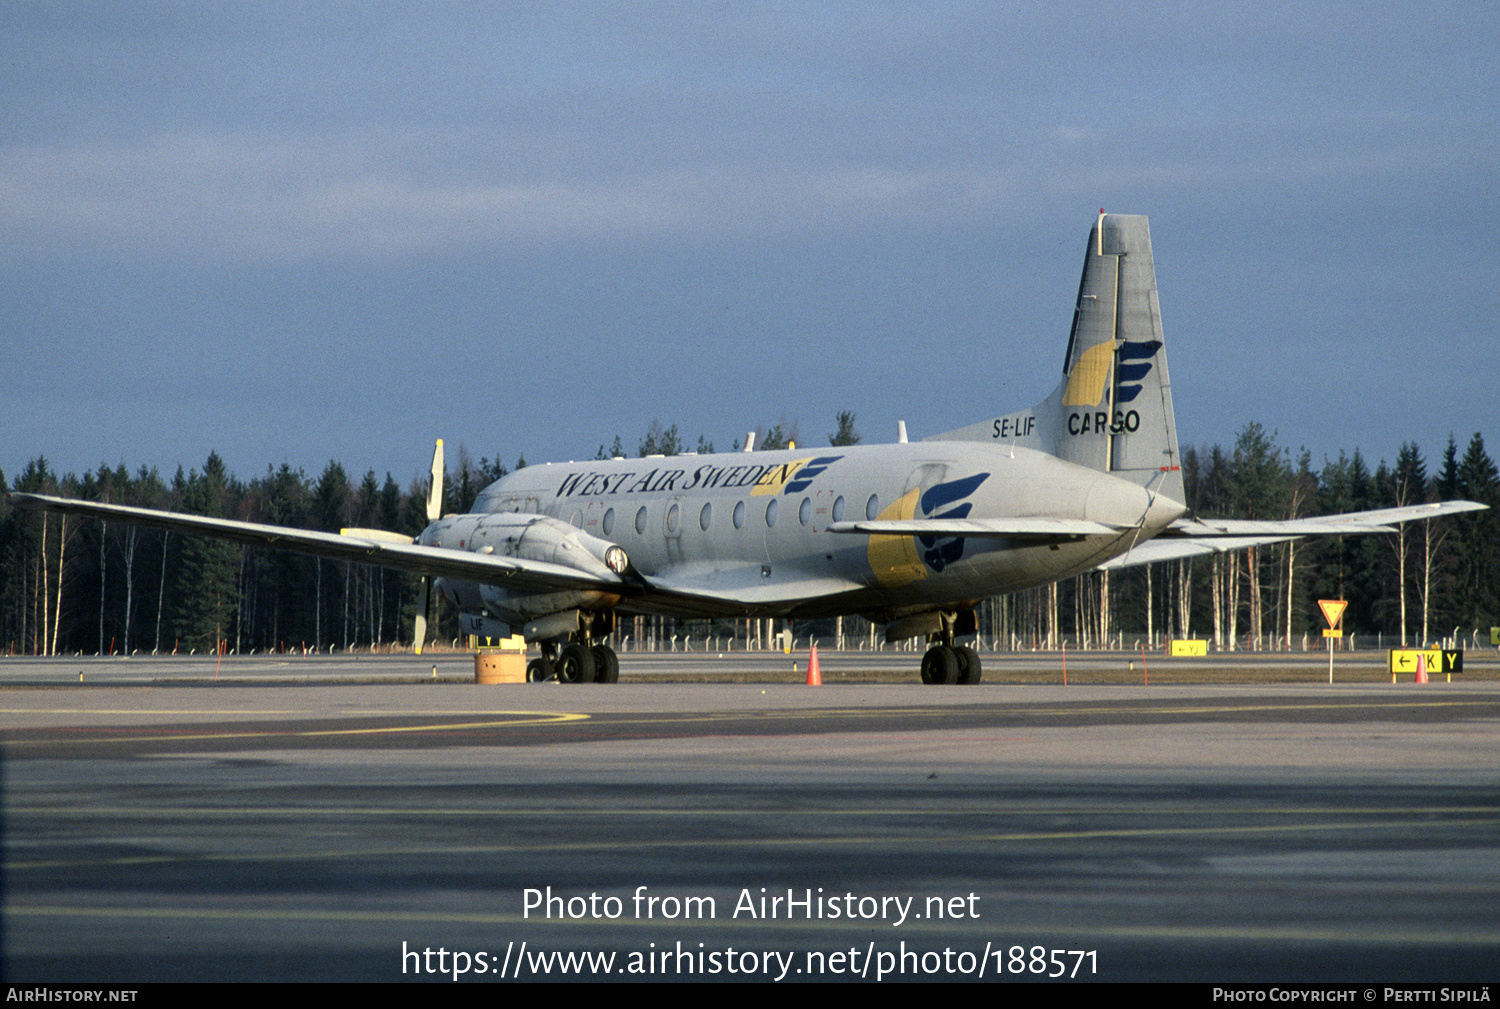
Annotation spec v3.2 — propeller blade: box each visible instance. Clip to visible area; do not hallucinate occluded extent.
[426,439,445,522]
[413,576,430,655]
[414,440,443,655]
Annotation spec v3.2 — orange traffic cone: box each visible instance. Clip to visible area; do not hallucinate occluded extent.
[1415,654,1429,684]
[806,643,822,685]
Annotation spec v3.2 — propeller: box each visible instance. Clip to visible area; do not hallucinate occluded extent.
[413,439,443,655]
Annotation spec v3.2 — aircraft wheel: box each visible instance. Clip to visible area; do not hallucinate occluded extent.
[920,645,959,685]
[557,643,596,684]
[592,645,619,684]
[526,658,554,682]
[955,645,982,684]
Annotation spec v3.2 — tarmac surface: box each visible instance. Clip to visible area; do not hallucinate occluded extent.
[3,651,1498,983]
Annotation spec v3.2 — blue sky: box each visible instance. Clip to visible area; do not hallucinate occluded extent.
[3,3,1496,489]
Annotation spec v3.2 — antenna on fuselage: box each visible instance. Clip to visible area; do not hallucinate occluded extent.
[897,421,908,444]
[742,432,756,452]
[413,438,444,655]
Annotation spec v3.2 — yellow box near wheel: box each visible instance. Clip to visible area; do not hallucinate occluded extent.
[475,635,528,684]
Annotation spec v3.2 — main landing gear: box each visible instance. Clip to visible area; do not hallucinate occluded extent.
[912,605,984,683]
[526,639,620,684]
[525,610,620,684]
[918,612,982,685]
[920,643,982,684]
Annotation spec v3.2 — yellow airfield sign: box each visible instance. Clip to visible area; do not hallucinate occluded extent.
[1318,599,1347,629]
[1169,639,1208,657]
[1319,599,1348,639]
[1387,649,1464,675]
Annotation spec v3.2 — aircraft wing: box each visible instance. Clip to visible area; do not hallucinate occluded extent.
[6,493,627,593]
[639,562,867,609]
[827,518,1127,539]
[1098,500,1487,570]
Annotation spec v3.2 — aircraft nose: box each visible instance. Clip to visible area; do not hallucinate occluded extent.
[1083,474,1152,529]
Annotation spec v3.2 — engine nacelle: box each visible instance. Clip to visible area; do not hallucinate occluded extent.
[419,512,629,580]
[422,511,629,631]
[438,582,623,636]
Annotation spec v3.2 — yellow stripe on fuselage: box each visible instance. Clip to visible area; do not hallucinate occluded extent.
[867,487,925,587]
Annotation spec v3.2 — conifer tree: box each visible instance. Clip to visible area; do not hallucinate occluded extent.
[171,454,240,651]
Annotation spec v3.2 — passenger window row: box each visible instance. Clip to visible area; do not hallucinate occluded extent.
[583,492,880,539]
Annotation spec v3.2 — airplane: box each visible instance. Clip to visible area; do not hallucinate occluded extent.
[11,213,1486,684]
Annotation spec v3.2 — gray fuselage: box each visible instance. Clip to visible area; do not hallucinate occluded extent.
[423,441,1182,627]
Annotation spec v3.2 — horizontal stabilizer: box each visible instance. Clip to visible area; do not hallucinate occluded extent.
[1099,500,1487,570]
[1156,500,1487,539]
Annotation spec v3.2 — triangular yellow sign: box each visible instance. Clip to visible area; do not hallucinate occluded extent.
[1318,599,1348,629]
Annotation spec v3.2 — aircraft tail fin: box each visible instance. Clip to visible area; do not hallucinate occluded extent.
[931,212,1183,502]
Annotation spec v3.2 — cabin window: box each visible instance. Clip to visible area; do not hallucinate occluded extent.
[866,493,880,520]
[699,502,712,531]
[666,503,680,534]
[832,495,845,522]
[799,497,811,526]
[602,508,615,536]
[634,506,648,535]
[733,500,745,529]
[764,499,778,527]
